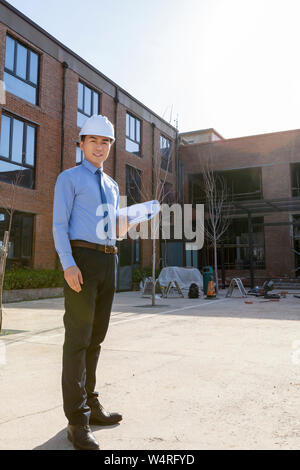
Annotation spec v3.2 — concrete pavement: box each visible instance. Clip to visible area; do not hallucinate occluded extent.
[0,290,300,450]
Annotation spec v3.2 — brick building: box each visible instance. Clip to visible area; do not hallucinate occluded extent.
[1,0,300,290]
[179,128,300,285]
[0,0,178,290]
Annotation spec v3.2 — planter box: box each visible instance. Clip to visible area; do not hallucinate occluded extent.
[3,287,64,303]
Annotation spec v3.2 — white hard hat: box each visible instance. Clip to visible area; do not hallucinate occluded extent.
[79,114,115,142]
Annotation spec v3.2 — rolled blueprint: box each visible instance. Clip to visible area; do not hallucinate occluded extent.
[118,200,161,224]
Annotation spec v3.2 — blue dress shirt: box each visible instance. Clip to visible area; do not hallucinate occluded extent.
[52,158,119,271]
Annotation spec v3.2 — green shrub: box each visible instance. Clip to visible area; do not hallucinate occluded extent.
[132,267,161,283]
[3,268,64,290]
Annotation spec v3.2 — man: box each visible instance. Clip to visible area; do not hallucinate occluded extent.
[53,115,133,450]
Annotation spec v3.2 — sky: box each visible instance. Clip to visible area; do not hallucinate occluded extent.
[5,0,300,139]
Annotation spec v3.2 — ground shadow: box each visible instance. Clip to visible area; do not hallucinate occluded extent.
[33,428,73,450]
[4,298,65,311]
[127,296,300,322]
[33,423,121,450]
[5,291,300,322]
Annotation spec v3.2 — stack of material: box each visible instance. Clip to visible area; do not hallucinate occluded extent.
[158,267,203,297]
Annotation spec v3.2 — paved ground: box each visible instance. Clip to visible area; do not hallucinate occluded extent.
[0,289,300,450]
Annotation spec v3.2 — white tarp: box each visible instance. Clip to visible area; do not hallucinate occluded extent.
[158,267,203,291]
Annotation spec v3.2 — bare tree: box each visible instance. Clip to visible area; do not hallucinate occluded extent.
[126,138,174,306]
[200,159,231,293]
[0,171,23,332]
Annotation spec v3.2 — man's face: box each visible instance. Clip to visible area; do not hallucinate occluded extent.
[80,135,112,168]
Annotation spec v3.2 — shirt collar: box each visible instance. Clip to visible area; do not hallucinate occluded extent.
[82,159,103,174]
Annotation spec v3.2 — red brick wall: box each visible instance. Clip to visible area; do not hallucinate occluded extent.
[0,24,63,269]
[179,130,300,278]
[0,23,176,271]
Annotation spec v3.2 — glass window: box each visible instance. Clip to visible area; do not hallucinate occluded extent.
[4,35,39,105]
[0,115,11,159]
[77,112,87,129]
[210,217,266,270]
[126,139,140,156]
[16,43,27,80]
[4,72,37,104]
[160,135,172,172]
[0,209,34,268]
[76,146,84,165]
[185,243,198,268]
[25,126,35,166]
[84,87,91,115]
[291,163,300,197]
[12,119,23,164]
[0,113,36,188]
[21,215,33,258]
[136,119,140,142]
[191,167,263,204]
[77,81,100,127]
[29,51,39,85]
[130,116,135,140]
[126,113,141,157]
[126,165,141,206]
[93,91,99,115]
[5,36,15,72]
[78,82,84,110]
[0,161,34,188]
[161,180,174,205]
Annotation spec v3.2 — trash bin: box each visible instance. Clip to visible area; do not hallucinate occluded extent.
[202,266,214,295]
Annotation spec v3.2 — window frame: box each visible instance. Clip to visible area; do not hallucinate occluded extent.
[291,162,300,197]
[160,179,174,205]
[126,164,142,206]
[160,134,172,173]
[76,144,84,166]
[126,112,142,157]
[0,209,34,267]
[77,81,100,127]
[0,112,37,189]
[4,34,40,105]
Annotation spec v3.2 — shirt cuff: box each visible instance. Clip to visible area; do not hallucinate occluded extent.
[59,254,76,271]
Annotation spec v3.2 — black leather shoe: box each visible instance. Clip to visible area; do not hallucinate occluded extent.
[67,424,100,450]
[89,402,123,426]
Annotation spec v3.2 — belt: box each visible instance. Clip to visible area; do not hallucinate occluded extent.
[71,240,118,254]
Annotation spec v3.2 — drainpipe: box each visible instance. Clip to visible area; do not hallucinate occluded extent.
[176,132,185,266]
[113,87,119,180]
[175,129,179,204]
[56,61,68,270]
[248,211,255,288]
[60,61,68,173]
[151,122,156,199]
[152,122,158,269]
[114,87,120,291]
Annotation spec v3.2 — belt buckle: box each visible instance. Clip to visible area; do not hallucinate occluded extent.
[104,245,110,254]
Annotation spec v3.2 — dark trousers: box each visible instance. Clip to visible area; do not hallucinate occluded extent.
[62,246,117,425]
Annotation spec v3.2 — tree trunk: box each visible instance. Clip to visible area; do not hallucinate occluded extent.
[152,237,156,306]
[213,240,219,294]
[0,231,9,333]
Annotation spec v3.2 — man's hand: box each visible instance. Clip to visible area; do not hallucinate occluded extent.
[64,265,83,293]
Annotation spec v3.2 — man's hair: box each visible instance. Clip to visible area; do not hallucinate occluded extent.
[80,135,113,144]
